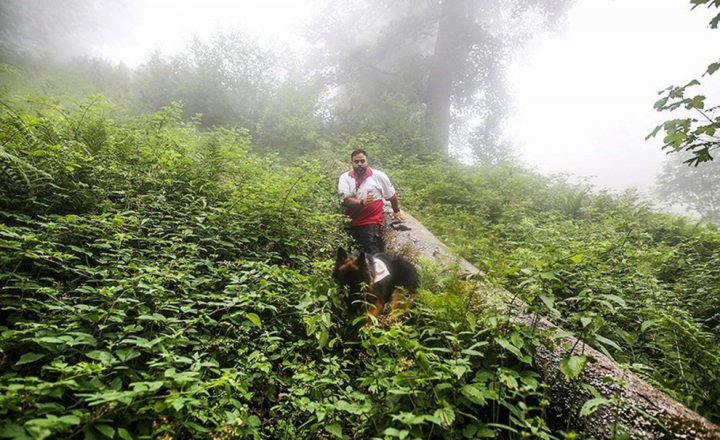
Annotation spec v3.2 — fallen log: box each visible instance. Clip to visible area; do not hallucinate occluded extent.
[383,208,720,439]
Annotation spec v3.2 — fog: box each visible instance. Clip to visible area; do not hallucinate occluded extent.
[507,0,720,192]
[87,0,321,66]
[1,0,718,194]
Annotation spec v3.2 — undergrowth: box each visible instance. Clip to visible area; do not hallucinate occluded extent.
[0,98,564,439]
[389,156,720,423]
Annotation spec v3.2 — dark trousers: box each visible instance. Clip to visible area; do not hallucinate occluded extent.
[349,223,385,255]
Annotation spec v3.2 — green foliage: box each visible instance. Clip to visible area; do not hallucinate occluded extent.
[135,31,277,128]
[329,93,434,157]
[4,22,720,431]
[468,128,518,167]
[0,97,335,438]
[690,0,720,29]
[0,97,569,438]
[1,29,282,134]
[656,152,720,223]
[0,97,342,264]
[648,1,720,165]
[393,157,720,422]
[254,79,325,156]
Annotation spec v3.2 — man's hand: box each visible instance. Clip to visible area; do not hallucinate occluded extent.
[362,194,375,205]
[392,210,406,221]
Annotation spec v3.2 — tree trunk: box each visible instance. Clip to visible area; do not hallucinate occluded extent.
[382,207,720,439]
[426,0,471,154]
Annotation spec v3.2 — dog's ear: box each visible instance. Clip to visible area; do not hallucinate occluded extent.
[336,247,348,264]
[357,251,367,268]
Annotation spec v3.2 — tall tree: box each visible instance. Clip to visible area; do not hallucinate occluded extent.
[426,0,473,150]
[309,0,576,155]
[135,31,278,129]
[656,152,720,224]
[468,125,517,166]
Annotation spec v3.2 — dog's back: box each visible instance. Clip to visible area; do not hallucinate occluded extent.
[373,253,419,298]
[334,248,419,317]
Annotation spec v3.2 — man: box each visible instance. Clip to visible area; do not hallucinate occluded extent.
[338,149,406,254]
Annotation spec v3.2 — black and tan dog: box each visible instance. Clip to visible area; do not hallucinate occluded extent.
[333,247,419,318]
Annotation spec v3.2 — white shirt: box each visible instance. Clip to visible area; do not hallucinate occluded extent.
[338,168,396,202]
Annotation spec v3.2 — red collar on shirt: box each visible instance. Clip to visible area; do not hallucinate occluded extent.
[349,167,373,189]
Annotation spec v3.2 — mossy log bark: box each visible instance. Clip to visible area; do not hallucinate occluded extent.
[382,208,720,439]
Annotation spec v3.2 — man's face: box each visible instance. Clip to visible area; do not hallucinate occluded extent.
[351,153,368,176]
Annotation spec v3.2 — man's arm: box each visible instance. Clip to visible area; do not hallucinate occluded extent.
[387,193,406,220]
[343,194,374,209]
[388,193,400,213]
[338,174,362,209]
[374,171,406,220]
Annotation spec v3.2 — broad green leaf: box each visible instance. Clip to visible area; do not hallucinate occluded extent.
[477,428,496,438]
[0,423,29,440]
[460,349,484,357]
[384,427,400,436]
[707,62,720,76]
[464,424,496,438]
[559,355,588,380]
[37,337,64,344]
[416,352,430,370]
[325,423,343,438]
[653,97,669,110]
[452,364,467,379]
[318,329,329,348]
[594,334,622,352]
[391,412,430,425]
[66,332,97,346]
[183,422,209,434]
[246,312,262,328]
[434,405,455,428]
[460,384,488,406]
[334,400,368,415]
[86,351,115,364]
[95,424,115,439]
[495,337,531,364]
[640,320,656,333]
[116,349,141,362]
[498,372,518,389]
[383,427,410,439]
[58,415,81,425]
[602,294,626,308]
[539,294,560,318]
[138,313,166,322]
[15,353,45,366]
[579,397,610,417]
[117,428,133,440]
[539,271,556,280]
[131,381,163,392]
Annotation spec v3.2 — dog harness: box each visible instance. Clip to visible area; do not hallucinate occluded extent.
[373,259,390,283]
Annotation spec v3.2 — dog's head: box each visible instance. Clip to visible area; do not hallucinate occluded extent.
[333,247,374,293]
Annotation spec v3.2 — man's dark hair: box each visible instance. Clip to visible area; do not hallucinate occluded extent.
[351,149,367,159]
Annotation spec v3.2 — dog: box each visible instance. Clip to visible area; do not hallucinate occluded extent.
[333,247,419,318]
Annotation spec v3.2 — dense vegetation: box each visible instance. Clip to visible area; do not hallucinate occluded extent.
[389,157,720,422]
[0,97,570,439]
[2,1,720,436]
[3,90,720,440]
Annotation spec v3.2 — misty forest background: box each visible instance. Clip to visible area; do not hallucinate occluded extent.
[1,0,720,439]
